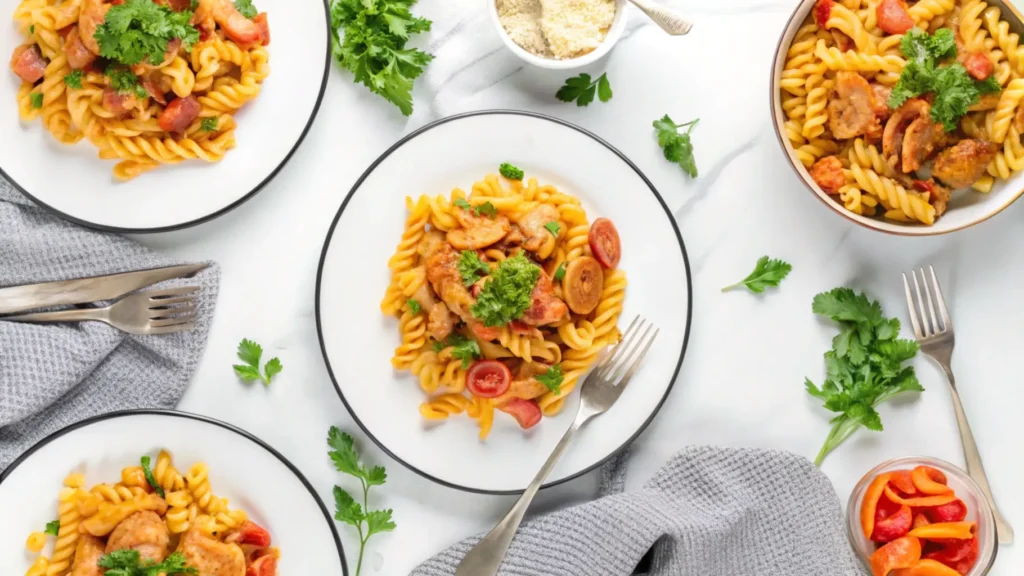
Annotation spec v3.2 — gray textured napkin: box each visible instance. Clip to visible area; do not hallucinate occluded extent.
[413,446,866,576]
[0,180,219,470]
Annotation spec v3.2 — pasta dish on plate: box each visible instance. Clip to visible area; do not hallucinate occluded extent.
[9,0,270,181]
[381,167,626,439]
[23,451,279,576]
[780,0,1024,226]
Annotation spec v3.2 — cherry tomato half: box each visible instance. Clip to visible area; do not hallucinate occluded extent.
[466,360,512,398]
[499,398,542,429]
[226,521,272,548]
[247,555,278,576]
[588,218,621,269]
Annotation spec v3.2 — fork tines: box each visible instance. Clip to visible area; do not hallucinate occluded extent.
[902,266,951,340]
[147,286,199,333]
[593,316,659,386]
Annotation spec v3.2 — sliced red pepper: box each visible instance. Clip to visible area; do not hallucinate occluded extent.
[877,493,904,522]
[911,466,951,495]
[893,559,964,576]
[873,505,913,542]
[912,513,931,530]
[949,536,980,575]
[884,486,957,508]
[889,470,918,496]
[862,473,892,539]
[924,499,967,523]
[924,537,975,564]
[908,522,975,541]
[871,536,922,576]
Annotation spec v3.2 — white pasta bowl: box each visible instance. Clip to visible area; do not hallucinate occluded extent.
[771,0,1024,236]
[488,0,628,70]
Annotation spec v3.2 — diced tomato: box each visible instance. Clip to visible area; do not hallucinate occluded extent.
[588,218,621,269]
[466,360,512,399]
[964,52,994,80]
[158,95,201,133]
[925,499,968,523]
[10,44,47,84]
[912,179,936,195]
[877,0,915,34]
[815,0,834,28]
[225,521,273,548]
[246,555,278,576]
[253,12,271,46]
[498,398,542,429]
[873,505,913,542]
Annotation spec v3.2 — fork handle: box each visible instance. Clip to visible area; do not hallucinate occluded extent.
[628,0,693,35]
[455,417,586,576]
[0,307,107,324]
[944,368,1015,544]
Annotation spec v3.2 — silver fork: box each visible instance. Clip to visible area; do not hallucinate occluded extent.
[903,267,1014,544]
[0,287,199,335]
[455,316,659,576]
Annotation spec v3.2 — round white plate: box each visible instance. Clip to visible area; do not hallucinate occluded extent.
[0,0,329,232]
[0,410,347,575]
[316,111,692,494]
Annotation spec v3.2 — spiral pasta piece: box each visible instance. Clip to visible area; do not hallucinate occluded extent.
[815,40,905,73]
[165,490,196,534]
[847,138,893,177]
[826,4,877,54]
[419,394,471,420]
[983,6,1024,75]
[557,320,596,351]
[987,125,1024,178]
[802,73,831,139]
[46,488,81,576]
[26,557,50,576]
[960,0,991,53]
[839,185,879,216]
[847,164,936,225]
[392,308,427,370]
[466,396,495,440]
[990,78,1024,143]
[909,0,955,24]
[186,463,216,512]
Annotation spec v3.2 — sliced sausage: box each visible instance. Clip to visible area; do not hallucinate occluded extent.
[810,156,847,195]
[102,87,139,116]
[64,27,96,70]
[932,139,998,189]
[876,0,914,34]
[828,71,879,139]
[901,116,945,173]
[158,95,201,133]
[10,44,47,84]
[883,98,930,167]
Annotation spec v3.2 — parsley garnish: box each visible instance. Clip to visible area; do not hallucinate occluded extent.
[234,0,258,19]
[543,221,560,237]
[889,28,1002,131]
[106,66,149,99]
[95,0,199,66]
[329,0,433,116]
[139,455,164,498]
[29,24,34,34]
[499,163,523,180]
[407,299,421,314]
[722,256,792,294]
[30,92,43,109]
[431,334,481,368]
[232,338,282,385]
[44,520,60,536]
[805,289,923,466]
[457,250,491,286]
[454,198,497,218]
[200,117,218,132]
[98,549,196,576]
[654,115,699,178]
[471,253,540,327]
[553,263,566,282]
[63,70,83,90]
[536,364,563,394]
[556,72,612,107]
[328,427,395,576]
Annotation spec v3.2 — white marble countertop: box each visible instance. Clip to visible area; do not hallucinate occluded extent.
[135,0,1021,573]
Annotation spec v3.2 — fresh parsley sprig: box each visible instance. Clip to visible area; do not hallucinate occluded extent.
[234,0,258,19]
[30,92,42,109]
[106,66,150,99]
[722,256,792,294]
[536,364,563,394]
[233,338,282,385]
[328,427,395,576]
[805,288,923,466]
[457,250,491,286]
[140,455,164,498]
[471,253,540,327]
[98,549,196,576]
[44,520,60,536]
[329,0,433,116]
[95,0,199,66]
[556,72,612,107]
[654,115,699,178]
[407,299,422,314]
[63,70,83,90]
[553,263,566,282]
[499,163,524,180]
[200,117,218,132]
[454,198,497,218]
[432,334,481,368]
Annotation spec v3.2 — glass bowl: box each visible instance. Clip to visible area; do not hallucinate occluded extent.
[846,457,998,575]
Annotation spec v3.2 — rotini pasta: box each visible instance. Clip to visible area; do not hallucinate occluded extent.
[385,170,626,439]
[9,0,271,180]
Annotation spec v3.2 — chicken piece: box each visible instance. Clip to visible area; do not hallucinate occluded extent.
[79,0,111,56]
[199,0,270,48]
[809,156,846,194]
[901,115,945,172]
[417,230,446,259]
[178,524,246,576]
[425,243,475,321]
[71,534,105,576]
[1014,105,1024,133]
[932,139,998,189]
[410,279,456,341]
[10,44,46,84]
[519,272,568,327]
[883,98,930,167]
[514,204,560,255]
[493,362,553,405]
[828,71,879,139]
[106,511,170,563]
[447,209,511,250]
[871,84,892,122]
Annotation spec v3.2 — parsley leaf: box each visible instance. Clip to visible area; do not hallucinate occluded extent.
[556,72,613,106]
[63,70,83,90]
[471,253,541,327]
[407,299,422,314]
[30,92,43,109]
[29,24,34,34]
[433,334,481,369]
[327,427,395,576]
[234,0,258,19]
[454,198,472,211]
[329,0,433,116]
[654,115,699,178]
[44,520,60,536]
[553,263,566,282]
[457,250,491,286]
[543,221,560,236]
[475,201,497,218]
[806,288,923,466]
[140,455,165,498]
[722,256,792,294]
[98,549,196,576]
[95,0,199,66]
[536,364,563,394]
[200,117,218,132]
[232,338,282,385]
[106,66,149,99]
[499,163,524,180]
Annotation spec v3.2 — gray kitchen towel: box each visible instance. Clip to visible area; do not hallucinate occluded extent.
[412,446,866,576]
[0,180,218,470]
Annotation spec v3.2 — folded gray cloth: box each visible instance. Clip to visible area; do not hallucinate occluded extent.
[0,180,219,470]
[413,446,866,576]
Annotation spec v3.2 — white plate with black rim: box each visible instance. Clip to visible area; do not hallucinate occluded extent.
[0,410,347,575]
[0,0,329,232]
[315,111,692,494]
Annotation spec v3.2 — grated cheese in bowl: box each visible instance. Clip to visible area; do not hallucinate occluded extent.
[497,0,618,61]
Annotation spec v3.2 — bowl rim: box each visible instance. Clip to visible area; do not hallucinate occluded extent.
[844,455,998,576]
[487,0,628,70]
[769,0,1024,237]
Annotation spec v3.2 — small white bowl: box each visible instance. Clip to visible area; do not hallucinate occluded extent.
[489,0,628,70]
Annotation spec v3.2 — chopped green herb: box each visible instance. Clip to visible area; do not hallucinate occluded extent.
[553,263,566,282]
[471,253,540,327]
[232,338,282,385]
[98,549,196,576]
[200,117,218,132]
[499,163,523,180]
[140,455,165,498]
[95,0,199,66]
[457,250,491,286]
[654,115,699,178]
[106,66,149,99]
[30,92,43,109]
[722,256,792,294]
[234,0,258,19]
[454,198,472,211]
[475,201,497,218]
[63,69,83,90]
[556,72,612,107]
[29,24,34,34]
[536,364,563,394]
[407,299,421,314]
[44,520,60,536]
[543,221,560,237]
